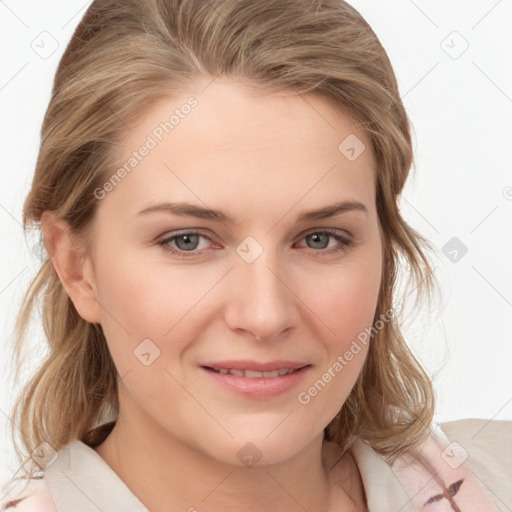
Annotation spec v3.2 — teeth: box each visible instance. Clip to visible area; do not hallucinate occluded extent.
[245,369,267,378]
[210,367,297,378]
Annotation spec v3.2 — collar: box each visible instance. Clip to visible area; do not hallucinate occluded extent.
[44,436,414,511]
[44,422,498,511]
[350,437,417,511]
[44,439,148,511]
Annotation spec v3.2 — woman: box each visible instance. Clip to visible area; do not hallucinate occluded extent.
[1,0,510,510]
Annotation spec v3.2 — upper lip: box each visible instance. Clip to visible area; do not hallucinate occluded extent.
[200,360,310,371]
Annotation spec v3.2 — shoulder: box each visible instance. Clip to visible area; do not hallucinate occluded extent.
[439,417,512,496]
[0,477,57,512]
[439,417,512,472]
[439,417,512,455]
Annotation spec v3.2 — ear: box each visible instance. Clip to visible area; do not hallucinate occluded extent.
[40,211,101,324]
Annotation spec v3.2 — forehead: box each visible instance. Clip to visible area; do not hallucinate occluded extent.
[102,78,377,220]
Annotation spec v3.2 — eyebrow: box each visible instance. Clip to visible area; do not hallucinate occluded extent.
[136,200,368,224]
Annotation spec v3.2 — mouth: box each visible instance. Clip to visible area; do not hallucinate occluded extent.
[199,363,312,399]
[202,366,307,378]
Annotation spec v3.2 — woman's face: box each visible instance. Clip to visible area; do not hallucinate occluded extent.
[83,77,383,465]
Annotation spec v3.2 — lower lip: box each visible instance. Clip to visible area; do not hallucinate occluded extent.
[200,366,311,399]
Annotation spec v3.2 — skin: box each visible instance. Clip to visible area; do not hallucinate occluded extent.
[42,77,383,511]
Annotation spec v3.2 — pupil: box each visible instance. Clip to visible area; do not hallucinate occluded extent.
[309,233,328,249]
[176,234,199,250]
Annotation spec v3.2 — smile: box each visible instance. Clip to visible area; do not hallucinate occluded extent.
[207,367,297,378]
[200,364,311,399]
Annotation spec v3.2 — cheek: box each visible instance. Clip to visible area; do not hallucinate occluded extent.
[293,261,381,430]
[92,248,219,369]
[301,252,382,347]
[92,249,163,367]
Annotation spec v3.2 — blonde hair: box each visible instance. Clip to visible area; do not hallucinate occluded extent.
[10,0,439,480]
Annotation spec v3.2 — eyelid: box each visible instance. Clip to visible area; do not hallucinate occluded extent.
[156,227,351,246]
[157,227,354,258]
[157,229,220,258]
[300,226,352,239]
[157,229,216,248]
[293,228,353,254]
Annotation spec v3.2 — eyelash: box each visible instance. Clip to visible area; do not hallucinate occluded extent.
[157,229,353,259]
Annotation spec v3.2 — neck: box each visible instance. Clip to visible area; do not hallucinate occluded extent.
[91,380,365,512]
[93,415,349,512]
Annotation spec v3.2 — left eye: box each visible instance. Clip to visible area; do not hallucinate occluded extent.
[298,231,347,250]
[158,232,211,255]
[157,229,352,258]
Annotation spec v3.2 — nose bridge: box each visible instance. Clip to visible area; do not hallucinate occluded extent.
[227,238,297,339]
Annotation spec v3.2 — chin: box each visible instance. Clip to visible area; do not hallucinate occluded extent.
[198,428,318,469]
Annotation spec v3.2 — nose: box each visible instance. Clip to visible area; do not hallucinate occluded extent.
[224,246,300,341]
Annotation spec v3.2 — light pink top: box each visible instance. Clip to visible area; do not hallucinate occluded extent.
[1,418,511,511]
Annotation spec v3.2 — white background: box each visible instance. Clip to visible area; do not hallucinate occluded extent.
[1,0,511,486]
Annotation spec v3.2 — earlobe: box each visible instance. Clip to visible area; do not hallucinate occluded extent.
[40,211,101,324]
